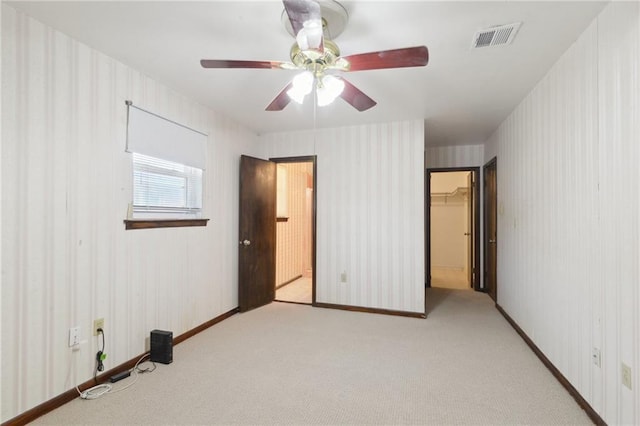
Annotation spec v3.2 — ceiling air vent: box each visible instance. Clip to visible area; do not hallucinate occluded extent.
[472,22,521,48]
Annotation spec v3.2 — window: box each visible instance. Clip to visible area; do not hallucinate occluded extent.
[124,102,208,229]
[132,153,202,219]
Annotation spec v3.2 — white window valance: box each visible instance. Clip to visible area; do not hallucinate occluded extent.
[126,102,207,170]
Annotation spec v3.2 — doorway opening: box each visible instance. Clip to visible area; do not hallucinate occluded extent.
[271,157,316,305]
[426,168,480,291]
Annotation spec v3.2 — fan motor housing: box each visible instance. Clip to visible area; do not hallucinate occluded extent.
[290,39,342,72]
[281,0,349,40]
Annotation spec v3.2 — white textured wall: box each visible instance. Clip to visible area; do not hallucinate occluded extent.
[261,121,425,314]
[1,7,259,421]
[486,2,640,424]
[425,144,484,168]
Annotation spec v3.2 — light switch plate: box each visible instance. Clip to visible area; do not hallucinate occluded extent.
[68,327,80,347]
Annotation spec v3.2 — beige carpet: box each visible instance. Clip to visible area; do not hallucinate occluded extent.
[32,289,591,425]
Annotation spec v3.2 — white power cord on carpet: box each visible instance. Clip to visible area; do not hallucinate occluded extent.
[76,354,154,400]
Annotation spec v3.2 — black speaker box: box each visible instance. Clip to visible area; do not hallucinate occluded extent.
[150,329,173,364]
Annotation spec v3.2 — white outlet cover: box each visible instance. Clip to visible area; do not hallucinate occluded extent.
[68,327,80,347]
[592,348,601,367]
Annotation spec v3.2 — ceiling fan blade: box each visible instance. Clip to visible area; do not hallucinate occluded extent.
[200,59,291,70]
[339,78,377,112]
[342,46,429,72]
[265,82,294,111]
[283,0,324,51]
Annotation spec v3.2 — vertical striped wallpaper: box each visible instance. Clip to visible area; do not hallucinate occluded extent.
[276,163,313,286]
[486,2,639,424]
[261,120,425,314]
[1,6,259,421]
[425,144,484,168]
[597,5,640,422]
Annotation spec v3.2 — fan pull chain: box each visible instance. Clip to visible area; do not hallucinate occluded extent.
[313,83,318,154]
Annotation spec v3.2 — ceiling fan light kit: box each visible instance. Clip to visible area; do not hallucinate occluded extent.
[316,75,345,106]
[296,19,324,50]
[287,71,314,104]
[200,0,429,112]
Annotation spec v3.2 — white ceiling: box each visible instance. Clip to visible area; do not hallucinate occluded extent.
[7,1,606,146]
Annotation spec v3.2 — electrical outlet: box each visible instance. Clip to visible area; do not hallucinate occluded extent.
[93,318,104,336]
[340,272,347,283]
[68,327,80,347]
[621,363,632,390]
[592,348,601,367]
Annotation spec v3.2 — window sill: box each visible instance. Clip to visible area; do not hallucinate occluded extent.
[124,219,209,230]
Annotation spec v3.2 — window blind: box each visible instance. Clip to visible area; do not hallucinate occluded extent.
[126,104,207,170]
[132,153,202,218]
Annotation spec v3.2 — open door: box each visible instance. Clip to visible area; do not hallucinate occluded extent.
[484,157,497,301]
[239,155,276,312]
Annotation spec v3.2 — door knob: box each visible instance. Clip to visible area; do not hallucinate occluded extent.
[240,239,251,246]
[489,239,496,244]
[464,232,471,236]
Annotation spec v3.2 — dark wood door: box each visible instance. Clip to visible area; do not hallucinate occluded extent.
[484,158,498,301]
[239,155,276,312]
[466,171,474,288]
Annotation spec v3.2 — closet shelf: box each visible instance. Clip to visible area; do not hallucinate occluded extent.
[430,187,469,202]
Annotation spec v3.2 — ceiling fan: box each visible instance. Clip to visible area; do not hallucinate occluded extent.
[200,0,429,112]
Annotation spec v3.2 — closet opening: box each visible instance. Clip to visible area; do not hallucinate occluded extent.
[426,168,480,291]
